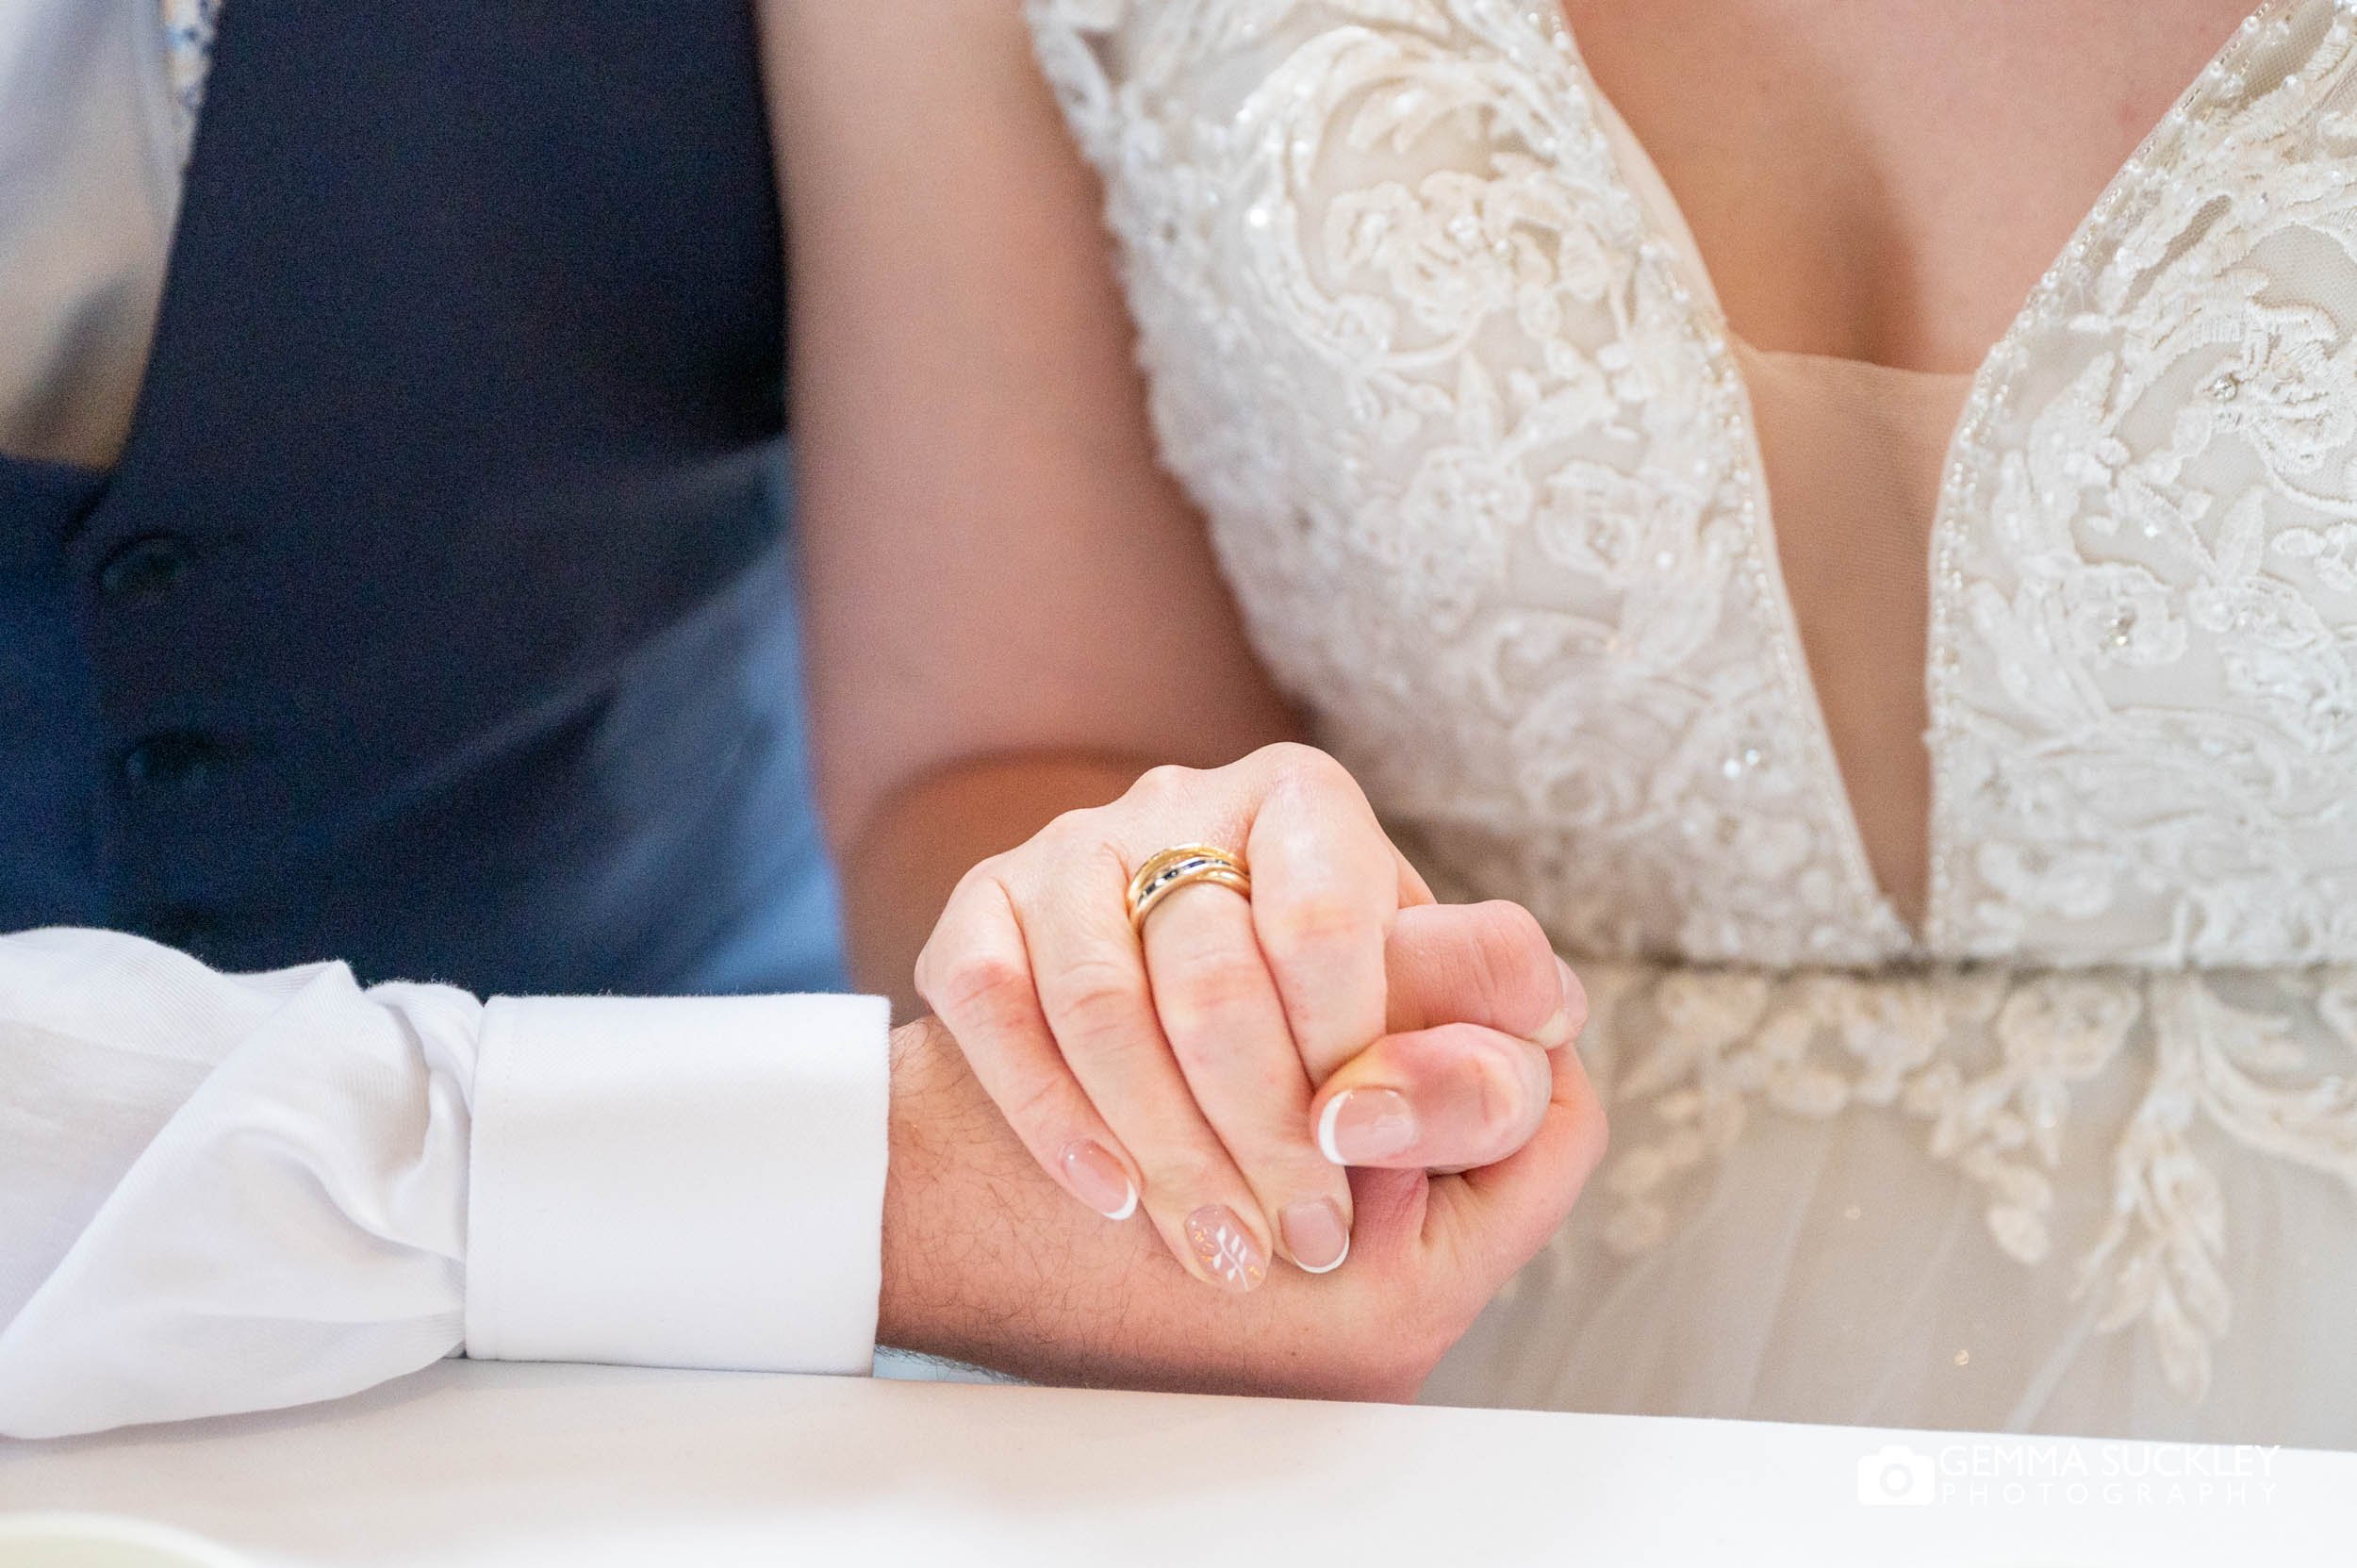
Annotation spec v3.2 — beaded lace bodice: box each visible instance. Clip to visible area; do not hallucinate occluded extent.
[1030,0,2357,973]
[1028,0,2357,1407]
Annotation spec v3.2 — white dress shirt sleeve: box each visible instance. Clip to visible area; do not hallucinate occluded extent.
[0,928,890,1440]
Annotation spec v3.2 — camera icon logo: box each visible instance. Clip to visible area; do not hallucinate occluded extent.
[1856,1444,1937,1507]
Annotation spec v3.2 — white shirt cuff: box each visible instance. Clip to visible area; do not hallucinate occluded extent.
[463,993,889,1377]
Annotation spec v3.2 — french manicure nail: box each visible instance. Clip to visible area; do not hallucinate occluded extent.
[1280,1198,1352,1274]
[1185,1204,1270,1293]
[1536,956,1587,1049]
[1318,1087,1417,1164]
[1061,1140,1137,1220]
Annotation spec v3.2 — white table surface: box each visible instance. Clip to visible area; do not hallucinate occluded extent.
[3,1362,2350,1566]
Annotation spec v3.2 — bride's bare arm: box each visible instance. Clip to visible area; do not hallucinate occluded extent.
[761,0,1298,1010]
[763,4,1590,1292]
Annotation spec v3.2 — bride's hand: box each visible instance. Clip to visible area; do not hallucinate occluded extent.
[914,743,1586,1291]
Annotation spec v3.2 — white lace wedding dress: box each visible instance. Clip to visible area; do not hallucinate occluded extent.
[1026,0,2357,1446]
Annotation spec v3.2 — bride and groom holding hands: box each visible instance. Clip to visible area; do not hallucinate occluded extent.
[8,0,2356,1447]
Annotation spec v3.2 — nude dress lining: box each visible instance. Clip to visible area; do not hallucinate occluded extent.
[1730,339,1975,927]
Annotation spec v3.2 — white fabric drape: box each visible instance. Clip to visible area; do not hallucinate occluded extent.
[0,929,889,1439]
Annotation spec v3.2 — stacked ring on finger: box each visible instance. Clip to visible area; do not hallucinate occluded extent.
[1127,844,1252,933]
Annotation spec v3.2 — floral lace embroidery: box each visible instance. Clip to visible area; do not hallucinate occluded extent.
[1585,963,2357,1400]
[1930,0,2357,966]
[1030,0,1912,969]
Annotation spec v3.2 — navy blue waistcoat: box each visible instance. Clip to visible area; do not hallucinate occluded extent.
[0,1,848,996]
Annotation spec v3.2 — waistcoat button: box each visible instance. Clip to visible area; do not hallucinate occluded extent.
[123,732,227,792]
[97,535,192,601]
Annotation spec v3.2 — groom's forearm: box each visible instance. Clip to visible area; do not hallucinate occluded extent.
[877,1011,1223,1390]
[875,1014,1429,1402]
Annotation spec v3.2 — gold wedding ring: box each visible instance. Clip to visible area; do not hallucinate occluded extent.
[1127,843,1252,933]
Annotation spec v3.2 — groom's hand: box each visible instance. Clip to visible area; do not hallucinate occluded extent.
[877,1001,1605,1403]
[1310,900,1588,1174]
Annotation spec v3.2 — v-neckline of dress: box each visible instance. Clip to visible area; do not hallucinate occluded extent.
[1537,0,2297,953]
